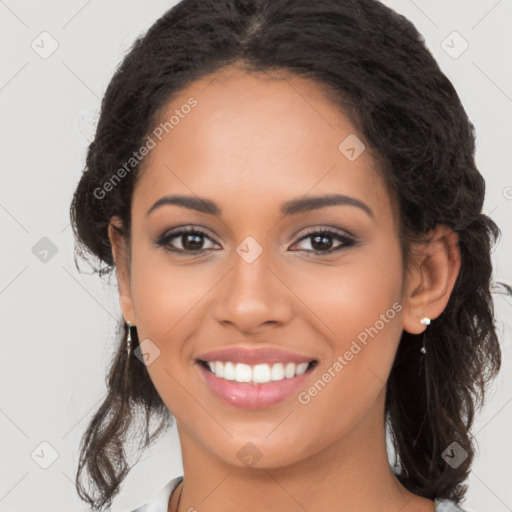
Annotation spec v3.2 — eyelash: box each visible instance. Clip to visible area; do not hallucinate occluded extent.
[156,226,356,256]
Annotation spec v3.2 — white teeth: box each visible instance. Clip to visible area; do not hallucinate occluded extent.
[204,361,312,383]
[271,363,285,381]
[215,361,224,378]
[296,362,309,376]
[223,361,236,380]
[253,364,271,384]
[284,362,296,379]
[235,363,252,382]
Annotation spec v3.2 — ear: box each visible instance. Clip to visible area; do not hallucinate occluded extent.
[108,216,136,325]
[402,225,461,335]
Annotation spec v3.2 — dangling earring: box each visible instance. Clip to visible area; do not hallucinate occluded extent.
[124,321,135,394]
[419,317,430,354]
[126,321,133,357]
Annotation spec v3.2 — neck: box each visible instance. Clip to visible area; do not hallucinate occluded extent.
[171,388,435,512]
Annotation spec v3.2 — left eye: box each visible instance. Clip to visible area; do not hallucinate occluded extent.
[157,227,354,255]
[290,229,355,254]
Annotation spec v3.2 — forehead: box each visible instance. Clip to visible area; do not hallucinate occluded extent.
[133,67,390,221]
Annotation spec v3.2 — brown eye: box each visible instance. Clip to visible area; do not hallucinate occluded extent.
[156,226,356,256]
[290,229,355,254]
[157,227,219,254]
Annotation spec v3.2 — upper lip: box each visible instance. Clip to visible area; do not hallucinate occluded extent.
[196,347,317,365]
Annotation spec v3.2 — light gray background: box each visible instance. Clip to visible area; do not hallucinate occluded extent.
[1,1,511,511]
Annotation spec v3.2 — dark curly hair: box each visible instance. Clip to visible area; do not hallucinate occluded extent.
[70,0,504,510]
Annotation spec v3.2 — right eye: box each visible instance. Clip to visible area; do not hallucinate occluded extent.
[156,226,220,255]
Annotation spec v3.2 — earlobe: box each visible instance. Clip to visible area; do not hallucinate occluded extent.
[402,226,461,335]
[107,217,136,325]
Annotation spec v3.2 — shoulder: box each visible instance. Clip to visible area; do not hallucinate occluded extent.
[129,476,183,512]
[434,498,469,511]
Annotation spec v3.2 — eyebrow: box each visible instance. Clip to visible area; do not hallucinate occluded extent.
[146,193,374,218]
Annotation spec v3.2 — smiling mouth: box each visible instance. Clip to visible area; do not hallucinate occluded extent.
[196,359,318,385]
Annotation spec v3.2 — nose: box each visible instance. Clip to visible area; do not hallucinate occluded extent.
[212,248,294,334]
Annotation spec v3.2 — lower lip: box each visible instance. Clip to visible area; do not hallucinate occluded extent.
[196,363,315,409]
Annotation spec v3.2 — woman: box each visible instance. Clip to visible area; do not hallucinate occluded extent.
[70,0,503,511]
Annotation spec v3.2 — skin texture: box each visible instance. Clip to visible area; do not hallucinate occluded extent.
[108,67,461,512]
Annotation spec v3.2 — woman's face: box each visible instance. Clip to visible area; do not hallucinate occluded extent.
[111,68,413,469]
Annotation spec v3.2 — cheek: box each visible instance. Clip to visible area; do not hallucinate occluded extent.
[127,246,212,416]
[290,242,405,420]
[291,241,404,353]
[129,245,214,340]
[127,245,225,407]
